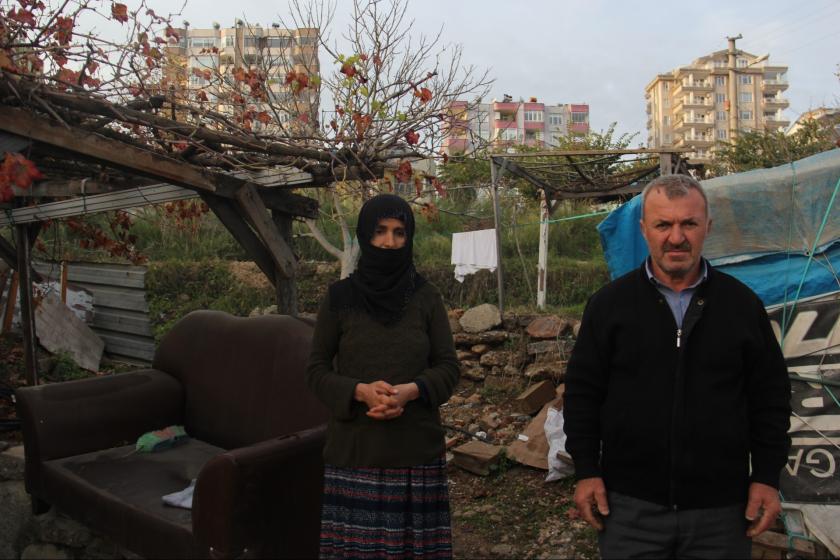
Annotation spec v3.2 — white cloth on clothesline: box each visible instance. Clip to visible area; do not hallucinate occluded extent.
[450,229,498,283]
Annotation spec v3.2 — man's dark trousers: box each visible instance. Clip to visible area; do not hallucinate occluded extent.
[598,492,751,559]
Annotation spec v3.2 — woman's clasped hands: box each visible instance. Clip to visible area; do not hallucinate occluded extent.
[354,380,419,420]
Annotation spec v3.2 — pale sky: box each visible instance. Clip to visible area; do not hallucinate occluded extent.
[97,0,840,143]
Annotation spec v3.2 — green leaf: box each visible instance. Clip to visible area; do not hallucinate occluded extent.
[396,112,407,122]
[359,86,369,97]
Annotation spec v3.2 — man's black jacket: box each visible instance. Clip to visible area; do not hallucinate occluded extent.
[563,262,791,509]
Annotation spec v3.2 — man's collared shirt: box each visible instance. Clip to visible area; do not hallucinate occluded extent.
[645,258,708,327]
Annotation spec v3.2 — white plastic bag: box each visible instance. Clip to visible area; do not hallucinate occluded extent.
[544,405,575,482]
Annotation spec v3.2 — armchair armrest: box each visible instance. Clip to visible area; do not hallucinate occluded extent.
[16,370,184,470]
[192,424,327,559]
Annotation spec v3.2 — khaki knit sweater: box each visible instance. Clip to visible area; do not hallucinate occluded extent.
[305,283,460,468]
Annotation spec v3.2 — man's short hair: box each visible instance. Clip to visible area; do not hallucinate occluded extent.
[640,174,710,220]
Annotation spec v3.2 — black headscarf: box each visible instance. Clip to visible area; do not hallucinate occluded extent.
[329,194,426,324]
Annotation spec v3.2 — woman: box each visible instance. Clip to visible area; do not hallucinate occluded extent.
[306,193,460,559]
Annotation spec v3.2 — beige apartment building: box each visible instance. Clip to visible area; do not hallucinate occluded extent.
[165,23,319,131]
[646,49,789,164]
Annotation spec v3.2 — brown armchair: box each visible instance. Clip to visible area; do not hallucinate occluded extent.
[16,310,329,559]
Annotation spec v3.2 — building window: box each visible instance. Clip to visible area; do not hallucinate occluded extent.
[717,129,727,140]
[225,36,234,47]
[715,76,725,86]
[740,75,753,85]
[663,82,670,91]
[571,112,587,123]
[737,58,748,68]
[716,93,725,103]
[267,36,293,48]
[191,55,217,69]
[740,110,753,120]
[716,111,726,121]
[549,115,562,126]
[739,92,753,103]
[664,97,670,107]
[664,133,671,144]
[524,111,543,122]
[190,37,216,48]
[499,128,519,141]
[663,115,670,126]
[714,59,726,68]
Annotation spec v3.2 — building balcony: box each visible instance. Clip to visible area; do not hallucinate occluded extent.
[675,96,712,110]
[762,78,788,91]
[675,135,714,148]
[569,122,589,134]
[764,116,790,128]
[674,80,712,95]
[494,119,517,130]
[493,101,519,114]
[523,121,544,130]
[443,137,469,153]
[762,96,789,109]
[674,115,713,131]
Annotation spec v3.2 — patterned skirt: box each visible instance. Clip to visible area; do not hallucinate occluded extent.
[319,459,452,559]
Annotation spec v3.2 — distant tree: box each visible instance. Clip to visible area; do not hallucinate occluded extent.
[710,119,838,175]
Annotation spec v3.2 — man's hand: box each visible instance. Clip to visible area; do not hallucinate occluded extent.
[573,477,610,531]
[745,482,782,538]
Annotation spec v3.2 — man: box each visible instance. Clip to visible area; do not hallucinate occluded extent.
[563,174,791,558]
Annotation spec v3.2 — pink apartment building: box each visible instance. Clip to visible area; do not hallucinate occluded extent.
[442,96,589,155]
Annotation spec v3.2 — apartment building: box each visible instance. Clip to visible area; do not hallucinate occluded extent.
[165,23,319,130]
[645,49,789,163]
[442,96,589,155]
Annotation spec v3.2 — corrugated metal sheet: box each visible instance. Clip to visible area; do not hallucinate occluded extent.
[32,261,154,363]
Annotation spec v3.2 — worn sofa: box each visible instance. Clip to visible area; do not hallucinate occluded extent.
[16,310,329,559]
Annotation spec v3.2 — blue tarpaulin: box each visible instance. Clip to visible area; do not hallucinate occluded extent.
[597,149,840,307]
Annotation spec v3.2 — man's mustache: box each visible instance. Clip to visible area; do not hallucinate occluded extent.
[664,241,691,251]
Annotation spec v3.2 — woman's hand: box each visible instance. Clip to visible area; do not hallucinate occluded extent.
[354,381,420,420]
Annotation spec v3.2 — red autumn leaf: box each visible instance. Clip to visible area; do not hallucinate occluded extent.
[81,75,101,88]
[373,53,383,69]
[340,62,357,78]
[153,37,166,45]
[53,16,74,45]
[414,87,432,104]
[336,106,345,117]
[86,61,99,74]
[394,160,413,183]
[165,26,180,42]
[145,56,155,69]
[55,68,79,84]
[145,8,157,18]
[196,90,208,102]
[359,53,368,62]
[174,142,188,151]
[438,150,449,164]
[202,69,212,81]
[431,178,446,198]
[405,129,420,146]
[351,112,372,138]
[9,8,37,26]
[414,176,423,197]
[233,67,247,83]
[111,3,129,23]
[256,111,271,124]
[298,113,310,124]
[232,94,245,105]
[1,153,44,190]
[419,201,439,222]
[329,120,338,131]
[51,49,68,67]
[0,50,16,72]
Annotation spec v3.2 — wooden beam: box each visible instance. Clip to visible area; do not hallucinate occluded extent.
[199,193,277,286]
[0,183,319,227]
[234,185,297,279]
[272,210,297,316]
[16,224,38,385]
[495,148,689,158]
[12,178,154,198]
[564,155,596,186]
[0,106,218,193]
[0,234,15,270]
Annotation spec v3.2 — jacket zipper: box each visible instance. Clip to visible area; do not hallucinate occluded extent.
[669,328,682,510]
[676,328,682,348]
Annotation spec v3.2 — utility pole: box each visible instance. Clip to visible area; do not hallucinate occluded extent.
[727,34,742,142]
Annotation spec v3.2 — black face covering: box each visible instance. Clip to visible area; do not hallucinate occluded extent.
[329,194,426,324]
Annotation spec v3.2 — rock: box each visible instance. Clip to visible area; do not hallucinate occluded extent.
[451,441,504,476]
[513,380,557,415]
[33,509,93,548]
[21,543,71,560]
[524,362,566,382]
[462,367,486,382]
[502,365,521,377]
[453,330,508,347]
[479,350,510,368]
[527,340,562,355]
[456,350,477,361]
[447,395,466,406]
[502,313,519,331]
[491,544,515,556]
[465,393,482,404]
[448,317,463,334]
[471,344,491,355]
[479,412,502,430]
[0,480,33,559]
[448,308,465,320]
[459,304,502,333]
[572,320,582,338]
[525,315,569,339]
[484,375,521,392]
[0,445,25,481]
[467,423,480,433]
[83,537,123,559]
[460,359,480,370]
